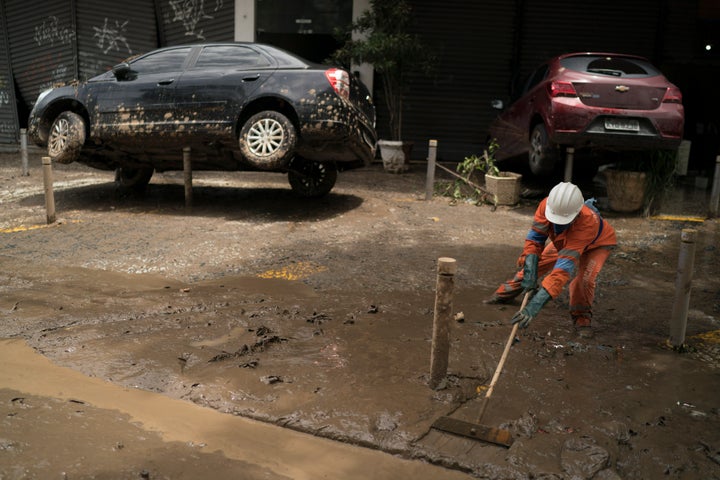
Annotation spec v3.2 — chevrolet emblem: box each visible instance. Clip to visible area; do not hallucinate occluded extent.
[615,85,630,93]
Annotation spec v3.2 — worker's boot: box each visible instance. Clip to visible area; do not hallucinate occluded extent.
[573,317,593,338]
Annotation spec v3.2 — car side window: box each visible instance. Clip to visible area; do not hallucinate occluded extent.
[130,48,192,74]
[525,64,549,94]
[194,45,272,68]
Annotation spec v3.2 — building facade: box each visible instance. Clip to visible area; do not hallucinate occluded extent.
[1,0,718,173]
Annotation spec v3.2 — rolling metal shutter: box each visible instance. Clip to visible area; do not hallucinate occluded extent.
[75,0,159,81]
[156,0,234,46]
[518,0,660,74]
[401,1,516,161]
[0,0,19,146]
[5,0,77,112]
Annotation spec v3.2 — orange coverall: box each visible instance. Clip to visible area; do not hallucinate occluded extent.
[493,198,617,322]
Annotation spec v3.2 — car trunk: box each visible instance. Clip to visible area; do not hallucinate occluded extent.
[573,83,667,110]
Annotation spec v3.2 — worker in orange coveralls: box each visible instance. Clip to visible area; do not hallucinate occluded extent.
[486,182,617,337]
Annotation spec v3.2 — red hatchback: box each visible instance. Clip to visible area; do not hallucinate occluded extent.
[489,53,684,176]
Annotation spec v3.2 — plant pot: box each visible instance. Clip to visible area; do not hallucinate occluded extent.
[378,140,411,173]
[604,169,647,212]
[484,171,522,205]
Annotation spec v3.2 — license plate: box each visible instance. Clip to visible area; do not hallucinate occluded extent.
[604,118,639,131]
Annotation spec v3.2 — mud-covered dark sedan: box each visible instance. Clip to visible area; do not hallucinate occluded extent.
[28,43,377,197]
[489,52,684,176]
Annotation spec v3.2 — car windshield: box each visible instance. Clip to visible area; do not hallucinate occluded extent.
[561,55,662,78]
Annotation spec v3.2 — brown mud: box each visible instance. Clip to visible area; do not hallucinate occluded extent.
[0,151,719,479]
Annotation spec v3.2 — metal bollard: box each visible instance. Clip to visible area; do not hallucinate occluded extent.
[564,147,575,182]
[709,156,720,218]
[183,146,192,210]
[20,128,29,176]
[429,257,456,389]
[425,139,437,201]
[42,157,56,224]
[669,229,697,348]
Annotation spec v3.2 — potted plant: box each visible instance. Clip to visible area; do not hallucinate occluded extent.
[330,0,434,173]
[450,139,522,206]
[603,149,677,216]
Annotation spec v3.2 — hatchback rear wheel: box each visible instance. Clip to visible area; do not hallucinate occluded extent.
[48,111,86,164]
[115,167,154,192]
[528,123,558,176]
[239,111,297,170]
[288,157,337,198]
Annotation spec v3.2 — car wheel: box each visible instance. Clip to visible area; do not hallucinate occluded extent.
[115,167,154,191]
[528,124,558,176]
[48,111,86,164]
[239,111,297,170]
[288,158,337,198]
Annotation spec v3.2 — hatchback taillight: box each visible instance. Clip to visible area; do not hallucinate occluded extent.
[662,86,682,104]
[325,68,350,100]
[549,81,577,98]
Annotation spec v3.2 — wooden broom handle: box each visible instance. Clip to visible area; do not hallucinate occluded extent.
[477,290,531,423]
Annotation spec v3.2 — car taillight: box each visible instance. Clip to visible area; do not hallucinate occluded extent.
[549,81,577,97]
[662,86,682,104]
[325,68,350,100]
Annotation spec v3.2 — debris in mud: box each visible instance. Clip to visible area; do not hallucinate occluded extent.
[306,312,331,324]
[700,441,720,466]
[261,375,283,385]
[207,327,287,363]
[560,436,610,479]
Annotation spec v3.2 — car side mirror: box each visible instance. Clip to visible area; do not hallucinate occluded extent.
[112,62,132,80]
[490,99,504,110]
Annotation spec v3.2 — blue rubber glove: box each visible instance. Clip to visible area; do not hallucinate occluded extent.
[511,287,551,328]
[520,254,539,292]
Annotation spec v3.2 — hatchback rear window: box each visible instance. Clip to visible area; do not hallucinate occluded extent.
[561,55,661,78]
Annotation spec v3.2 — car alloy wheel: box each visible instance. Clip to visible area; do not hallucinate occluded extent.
[239,110,297,170]
[528,123,557,176]
[48,111,86,164]
[288,157,338,198]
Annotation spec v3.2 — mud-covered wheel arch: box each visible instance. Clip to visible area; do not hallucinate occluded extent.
[288,157,338,198]
[115,167,154,192]
[48,111,86,165]
[528,123,559,176]
[238,110,297,171]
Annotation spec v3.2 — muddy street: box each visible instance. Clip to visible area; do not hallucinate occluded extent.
[1,151,719,479]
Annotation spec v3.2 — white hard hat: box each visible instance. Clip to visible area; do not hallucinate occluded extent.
[545,182,584,225]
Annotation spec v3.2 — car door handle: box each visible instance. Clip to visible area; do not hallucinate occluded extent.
[243,74,260,82]
[157,79,175,86]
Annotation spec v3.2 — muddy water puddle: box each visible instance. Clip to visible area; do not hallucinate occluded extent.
[0,339,471,480]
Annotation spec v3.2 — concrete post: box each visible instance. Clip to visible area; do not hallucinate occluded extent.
[20,128,29,176]
[709,156,720,218]
[669,229,697,348]
[564,147,575,182]
[41,157,56,224]
[183,147,192,210]
[429,257,456,389]
[425,139,437,201]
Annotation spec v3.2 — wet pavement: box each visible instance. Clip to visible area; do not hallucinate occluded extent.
[0,151,719,479]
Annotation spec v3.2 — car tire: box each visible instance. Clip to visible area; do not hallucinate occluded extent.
[288,158,337,198]
[239,111,297,170]
[115,167,154,191]
[48,111,86,164]
[528,124,558,176]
